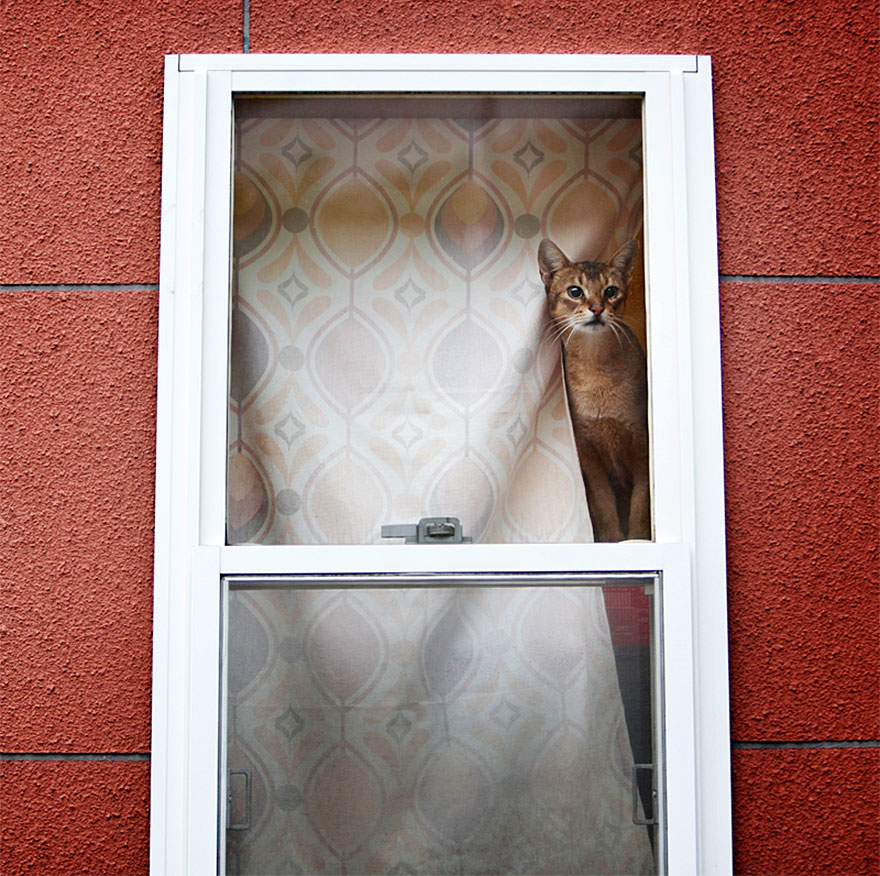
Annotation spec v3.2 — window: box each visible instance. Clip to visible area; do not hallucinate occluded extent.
[151,54,731,875]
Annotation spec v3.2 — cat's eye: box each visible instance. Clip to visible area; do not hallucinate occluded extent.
[567,286,584,299]
[604,285,619,300]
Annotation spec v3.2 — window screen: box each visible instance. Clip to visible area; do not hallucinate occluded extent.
[225,575,659,875]
[227,97,647,545]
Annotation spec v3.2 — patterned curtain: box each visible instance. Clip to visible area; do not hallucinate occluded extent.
[227,100,644,545]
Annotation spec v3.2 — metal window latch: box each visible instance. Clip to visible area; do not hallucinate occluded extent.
[381,516,472,544]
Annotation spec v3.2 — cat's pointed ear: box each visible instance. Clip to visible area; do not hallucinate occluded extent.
[538,239,570,287]
[610,239,638,286]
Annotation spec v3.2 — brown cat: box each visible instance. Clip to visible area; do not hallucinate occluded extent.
[538,238,650,542]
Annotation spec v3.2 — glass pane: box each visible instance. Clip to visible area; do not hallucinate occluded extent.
[224,576,659,875]
[227,96,649,545]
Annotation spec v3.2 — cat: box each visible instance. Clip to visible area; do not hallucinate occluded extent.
[538,238,650,542]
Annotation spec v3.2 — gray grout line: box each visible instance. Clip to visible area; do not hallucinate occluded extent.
[1,752,150,761]
[732,740,880,750]
[0,284,158,292]
[721,275,880,283]
[243,0,250,53]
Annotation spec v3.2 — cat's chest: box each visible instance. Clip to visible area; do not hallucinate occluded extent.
[566,374,629,419]
[563,344,644,424]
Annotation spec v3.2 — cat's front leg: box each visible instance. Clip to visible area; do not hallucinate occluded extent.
[627,443,651,540]
[578,445,624,542]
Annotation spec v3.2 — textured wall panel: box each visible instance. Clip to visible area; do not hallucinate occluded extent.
[732,748,880,875]
[251,0,879,276]
[0,290,157,751]
[0,2,877,875]
[721,281,880,740]
[0,0,241,284]
[0,760,150,875]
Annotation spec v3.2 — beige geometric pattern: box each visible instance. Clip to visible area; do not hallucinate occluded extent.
[227,99,644,545]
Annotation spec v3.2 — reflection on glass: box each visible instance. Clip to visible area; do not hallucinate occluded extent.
[227,98,646,545]
[225,579,657,875]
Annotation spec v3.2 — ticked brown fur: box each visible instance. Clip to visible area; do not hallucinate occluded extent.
[538,238,650,542]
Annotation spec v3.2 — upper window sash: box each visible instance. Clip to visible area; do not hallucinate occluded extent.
[160,58,711,553]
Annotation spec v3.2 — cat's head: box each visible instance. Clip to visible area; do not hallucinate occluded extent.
[538,238,638,335]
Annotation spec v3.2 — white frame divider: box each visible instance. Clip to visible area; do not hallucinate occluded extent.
[151,53,731,876]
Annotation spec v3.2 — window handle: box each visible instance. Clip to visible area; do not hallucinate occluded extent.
[381,517,472,544]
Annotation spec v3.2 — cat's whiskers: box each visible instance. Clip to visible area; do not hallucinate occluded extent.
[606,314,638,350]
[543,314,581,348]
[539,326,568,356]
[615,312,640,332]
[543,312,573,337]
[542,322,568,348]
[540,319,562,343]
[605,318,625,349]
[546,308,638,351]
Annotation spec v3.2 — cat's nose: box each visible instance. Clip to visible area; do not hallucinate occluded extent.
[589,303,603,315]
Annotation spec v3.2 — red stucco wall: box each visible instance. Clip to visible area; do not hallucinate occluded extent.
[1,1,877,874]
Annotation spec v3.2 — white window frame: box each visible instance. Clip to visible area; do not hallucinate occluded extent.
[150,53,731,875]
